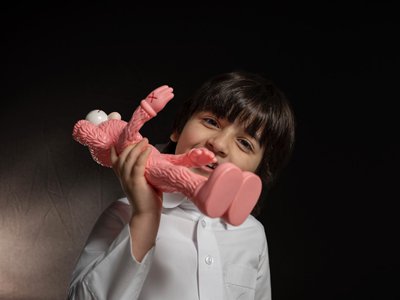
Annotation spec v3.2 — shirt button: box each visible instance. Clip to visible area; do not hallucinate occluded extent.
[205,255,214,265]
[201,219,207,228]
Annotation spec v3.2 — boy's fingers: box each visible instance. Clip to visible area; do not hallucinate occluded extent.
[110,146,120,176]
[117,139,149,178]
[131,146,152,177]
[124,139,149,165]
[115,139,145,166]
[110,146,118,164]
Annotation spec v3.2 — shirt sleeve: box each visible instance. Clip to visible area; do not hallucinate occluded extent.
[68,200,154,300]
[255,231,272,300]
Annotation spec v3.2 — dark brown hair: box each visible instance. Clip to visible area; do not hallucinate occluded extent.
[164,70,295,216]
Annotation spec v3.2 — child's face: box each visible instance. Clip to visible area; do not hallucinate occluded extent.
[172,111,264,178]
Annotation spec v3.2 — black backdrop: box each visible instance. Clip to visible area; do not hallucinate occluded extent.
[1,3,399,300]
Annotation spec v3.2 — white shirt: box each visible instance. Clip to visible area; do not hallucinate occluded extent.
[68,193,271,300]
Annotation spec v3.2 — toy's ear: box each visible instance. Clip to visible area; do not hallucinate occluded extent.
[108,112,121,120]
[85,110,108,125]
[170,132,179,142]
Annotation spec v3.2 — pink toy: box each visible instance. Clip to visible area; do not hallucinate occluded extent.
[72,85,262,226]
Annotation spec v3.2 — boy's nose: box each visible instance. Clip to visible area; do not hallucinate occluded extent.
[206,132,229,158]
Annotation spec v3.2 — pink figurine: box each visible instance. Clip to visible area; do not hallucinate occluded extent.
[72,85,262,226]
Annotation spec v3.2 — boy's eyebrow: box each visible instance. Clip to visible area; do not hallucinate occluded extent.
[205,111,263,146]
[243,127,262,145]
[251,133,262,145]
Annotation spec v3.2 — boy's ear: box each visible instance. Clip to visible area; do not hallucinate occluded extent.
[170,132,179,142]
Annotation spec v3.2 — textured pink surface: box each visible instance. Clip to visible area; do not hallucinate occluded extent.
[72,85,262,225]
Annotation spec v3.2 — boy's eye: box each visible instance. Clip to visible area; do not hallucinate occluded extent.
[238,139,254,152]
[203,117,219,128]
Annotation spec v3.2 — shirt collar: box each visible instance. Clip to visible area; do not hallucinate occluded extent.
[162,193,240,230]
[120,194,242,230]
[162,192,187,208]
[163,192,202,221]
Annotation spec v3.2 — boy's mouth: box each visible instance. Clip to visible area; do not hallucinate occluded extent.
[206,162,218,170]
[192,161,219,177]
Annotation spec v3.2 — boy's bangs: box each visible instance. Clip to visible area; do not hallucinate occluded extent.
[199,96,268,146]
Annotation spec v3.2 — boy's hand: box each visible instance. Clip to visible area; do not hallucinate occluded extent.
[111,138,162,262]
[111,139,162,215]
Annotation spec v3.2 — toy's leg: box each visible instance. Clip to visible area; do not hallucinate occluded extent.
[145,160,243,218]
[192,163,243,218]
[222,172,262,226]
[145,161,207,199]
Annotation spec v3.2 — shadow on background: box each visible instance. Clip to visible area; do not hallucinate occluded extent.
[0,3,399,299]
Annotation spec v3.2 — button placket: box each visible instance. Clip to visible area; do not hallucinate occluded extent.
[205,255,214,265]
[196,218,224,299]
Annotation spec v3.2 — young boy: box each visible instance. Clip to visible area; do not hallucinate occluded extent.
[68,70,295,299]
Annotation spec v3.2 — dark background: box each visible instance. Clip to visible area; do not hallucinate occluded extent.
[1,2,399,300]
